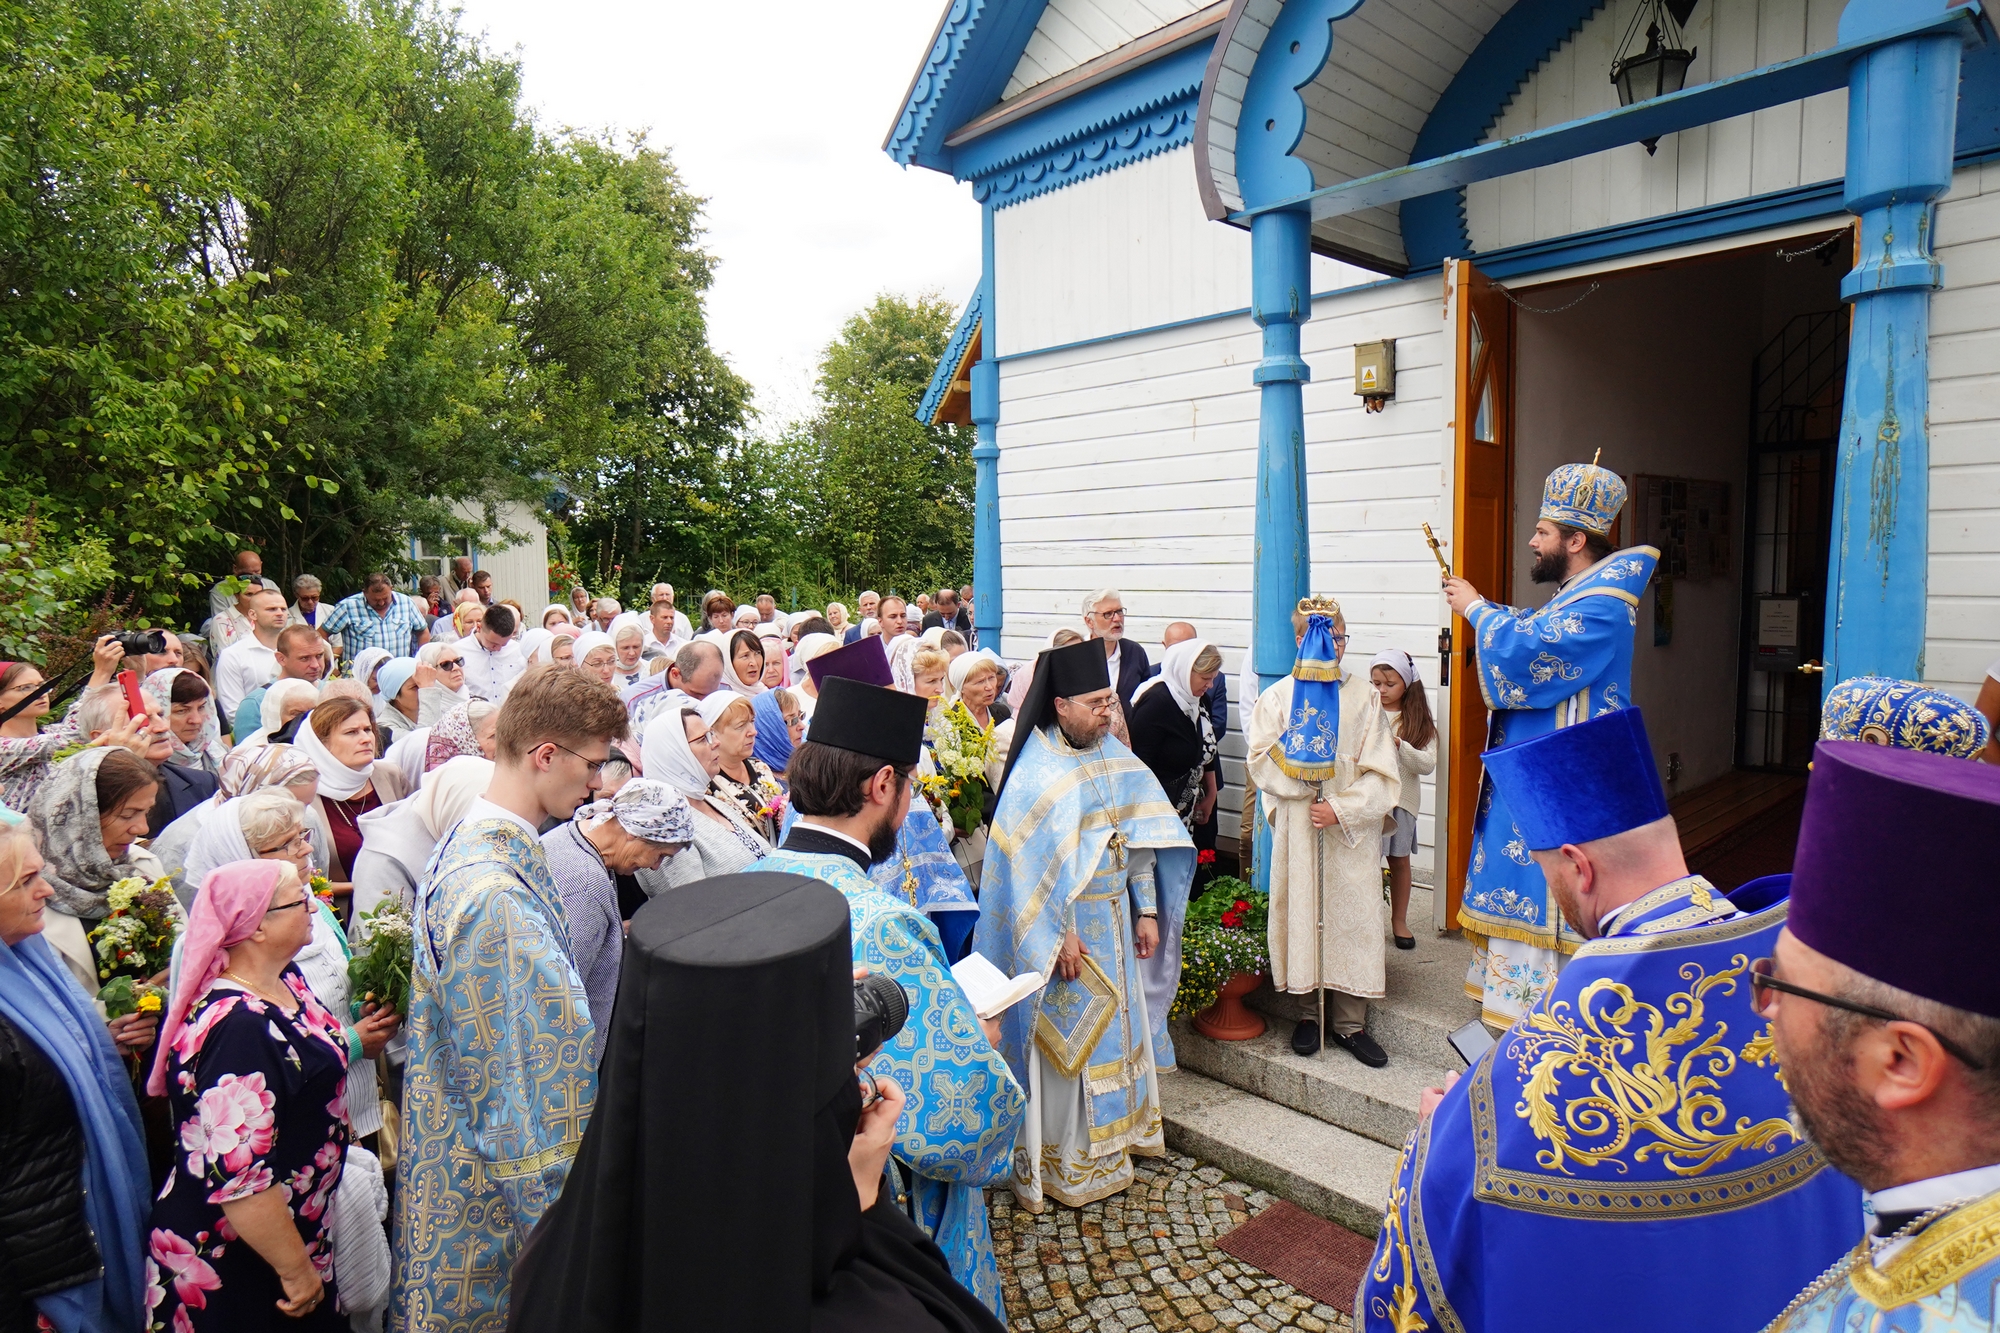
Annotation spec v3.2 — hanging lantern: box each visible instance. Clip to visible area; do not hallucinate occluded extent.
[1610,0,1698,154]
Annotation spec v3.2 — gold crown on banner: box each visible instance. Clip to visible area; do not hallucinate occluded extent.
[1297,594,1342,617]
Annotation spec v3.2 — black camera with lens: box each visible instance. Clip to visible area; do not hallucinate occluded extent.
[109,629,169,658]
[853,972,909,1062]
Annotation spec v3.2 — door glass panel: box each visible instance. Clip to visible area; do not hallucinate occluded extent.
[1472,380,1494,443]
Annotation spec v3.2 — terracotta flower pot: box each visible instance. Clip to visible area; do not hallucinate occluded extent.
[1193,971,1267,1041]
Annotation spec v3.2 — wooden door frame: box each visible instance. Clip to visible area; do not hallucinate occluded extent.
[1437,259,1515,932]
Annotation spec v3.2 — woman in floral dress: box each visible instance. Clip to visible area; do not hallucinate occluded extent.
[146,859,348,1331]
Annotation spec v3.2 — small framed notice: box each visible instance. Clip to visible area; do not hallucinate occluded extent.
[1754,594,1804,671]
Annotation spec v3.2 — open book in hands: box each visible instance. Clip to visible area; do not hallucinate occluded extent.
[950,951,1045,1022]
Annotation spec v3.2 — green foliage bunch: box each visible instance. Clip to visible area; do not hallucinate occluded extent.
[0,0,747,622]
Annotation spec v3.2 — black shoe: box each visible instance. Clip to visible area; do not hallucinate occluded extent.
[1332,1029,1389,1067]
[1394,933,1417,950]
[1291,1019,1321,1056]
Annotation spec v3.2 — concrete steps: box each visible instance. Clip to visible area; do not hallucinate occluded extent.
[1157,887,1483,1232]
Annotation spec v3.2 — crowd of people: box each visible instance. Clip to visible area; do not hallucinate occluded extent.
[2,493,1998,1333]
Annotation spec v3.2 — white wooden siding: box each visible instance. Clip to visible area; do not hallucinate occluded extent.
[473,501,550,617]
[1927,160,2000,703]
[995,273,1450,856]
[1464,0,1846,254]
[993,146,1375,356]
[1006,0,1214,98]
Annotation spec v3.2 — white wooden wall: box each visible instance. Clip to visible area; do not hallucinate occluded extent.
[994,273,1449,857]
[475,501,551,617]
[993,145,1372,356]
[1005,0,1213,98]
[1927,161,2000,704]
[1464,0,1845,253]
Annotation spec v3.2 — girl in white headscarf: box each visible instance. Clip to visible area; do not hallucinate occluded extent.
[638,702,768,891]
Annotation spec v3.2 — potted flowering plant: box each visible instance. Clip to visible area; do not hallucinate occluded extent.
[920,702,993,839]
[348,899,414,1018]
[1172,875,1270,1040]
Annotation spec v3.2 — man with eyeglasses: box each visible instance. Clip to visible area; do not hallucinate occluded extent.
[1359,705,1859,1333]
[1082,588,1150,706]
[1440,458,1659,1029]
[391,664,630,1333]
[1757,741,2000,1333]
[976,637,1194,1215]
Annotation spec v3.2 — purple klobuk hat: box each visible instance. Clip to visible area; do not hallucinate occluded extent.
[1790,740,2000,1018]
[806,635,893,690]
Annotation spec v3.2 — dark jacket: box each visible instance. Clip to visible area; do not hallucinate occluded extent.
[0,1014,98,1330]
[1109,639,1152,707]
[1127,687,1206,812]
[147,761,221,838]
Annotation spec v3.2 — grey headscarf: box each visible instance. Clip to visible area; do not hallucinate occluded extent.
[28,749,158,918]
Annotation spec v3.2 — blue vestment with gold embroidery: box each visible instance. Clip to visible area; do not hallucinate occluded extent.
[1459,546,1659,953]
[390,819,598,1333]
[1363,875,1861,1333]
[1768,1187,2000,1332]
[757,844,1025,1319]
[779,801,980,957]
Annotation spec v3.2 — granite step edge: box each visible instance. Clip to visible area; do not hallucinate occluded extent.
[1170,1020,1451,1149]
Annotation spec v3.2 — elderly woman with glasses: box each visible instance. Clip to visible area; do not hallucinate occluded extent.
[145,860,353,1330]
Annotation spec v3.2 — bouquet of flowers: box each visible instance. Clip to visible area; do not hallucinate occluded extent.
[919,702,993,839]
[88,875,181,989]
[309,873,334,906]
[348,899,414,1018]
[1171,875,1272,1019]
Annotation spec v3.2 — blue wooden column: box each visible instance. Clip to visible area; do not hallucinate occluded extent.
[1249,207,1315,889]
[1824,2,1962,684]
[972,207,1004,651]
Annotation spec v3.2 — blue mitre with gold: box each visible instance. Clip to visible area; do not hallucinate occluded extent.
[1277,595,1343,781]
[1819,675,1988,758]
[1540,457,1627,535]
[1360,709,1861,1333]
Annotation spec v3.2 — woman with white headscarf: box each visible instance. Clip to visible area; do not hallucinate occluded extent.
[349,755,493,924]
[373,657,421,738]
[414,639,469,726]
[349,646,392,698]
[292,698,407,885]
[542,604,574,631]
[1127,637,1224,830]
[152,744,325,899]
[609,617,648,691]
[533,623,578,666]
[637,704,768,892]
[571,630,617,687]
[231,675,319,751]
[540,779,692,1060]
[717,629,767,699]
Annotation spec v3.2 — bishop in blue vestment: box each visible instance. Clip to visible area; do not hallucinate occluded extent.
[977,639,1194,1213]
[1444,460,1658,1027]
[1361,708,1859,1333]
[762,674,1026,1319]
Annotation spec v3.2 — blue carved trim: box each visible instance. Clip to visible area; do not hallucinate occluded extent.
[919,288,985,425]
[1237,0,1360,207]
[886,0,1050,172]
[955,42,1210,206]
[1402,0,1612,269]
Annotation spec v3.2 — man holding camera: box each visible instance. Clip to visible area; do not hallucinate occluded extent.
[1358,707,1858,1333]
[759,674,1026,1321]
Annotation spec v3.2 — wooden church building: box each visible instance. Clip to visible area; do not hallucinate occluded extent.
[893,0,2000,930]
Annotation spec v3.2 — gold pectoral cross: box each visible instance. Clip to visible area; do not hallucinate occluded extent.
[1107,829,1128,870]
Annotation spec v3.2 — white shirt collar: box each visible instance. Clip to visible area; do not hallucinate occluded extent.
[1598,876,1738,937]
[792,819,872,860]
[1866,1163,2000,1237]
[467,797,541,841]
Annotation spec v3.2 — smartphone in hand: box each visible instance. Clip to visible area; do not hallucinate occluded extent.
[1448,1019,1497,1067]
[118,669,147,720]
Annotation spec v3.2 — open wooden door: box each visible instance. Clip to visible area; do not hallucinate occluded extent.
[1443,260,1514,928]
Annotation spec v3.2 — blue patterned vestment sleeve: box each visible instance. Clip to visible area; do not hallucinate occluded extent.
[759,846,1025,1319]
[391,821,598,1333]
[1767,1189,2000,1333]
[1361,877,1862,1333]
[1467,584,1630,713]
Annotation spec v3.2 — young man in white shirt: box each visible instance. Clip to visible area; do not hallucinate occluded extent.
[213,586,289,722]
[456,603,528,701]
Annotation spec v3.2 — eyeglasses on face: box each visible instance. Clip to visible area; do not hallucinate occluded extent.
[435,657,465,670]
[1749,958,1986,1069]
[545,741,612,775]
[1062,694,1118,716]
[264,896,310,916]
[256,827,314,857]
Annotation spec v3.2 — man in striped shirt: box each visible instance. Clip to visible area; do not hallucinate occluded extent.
[319,572,431,660]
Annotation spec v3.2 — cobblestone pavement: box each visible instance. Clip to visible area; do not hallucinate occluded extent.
[987,1154,1358,1332]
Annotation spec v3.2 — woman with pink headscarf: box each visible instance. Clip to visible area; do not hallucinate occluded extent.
[146,860,349,1329]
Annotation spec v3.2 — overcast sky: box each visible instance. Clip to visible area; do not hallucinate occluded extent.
[449,0,983,429]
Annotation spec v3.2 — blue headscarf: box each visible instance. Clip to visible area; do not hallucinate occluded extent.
[0,925,152,1331]
[751,689,795,775]
[1277,602,1345,781]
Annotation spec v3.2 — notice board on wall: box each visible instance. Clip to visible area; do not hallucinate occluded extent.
[1633,474,1731,582]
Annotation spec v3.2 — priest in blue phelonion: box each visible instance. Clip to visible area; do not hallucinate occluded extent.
[800,635,981,961]
[759,673,1025,1320]
[1442,457,1659,1028]
[1360,706,1860,1333]
[1762,742,2000,1333]
[975,638,1194,1212]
